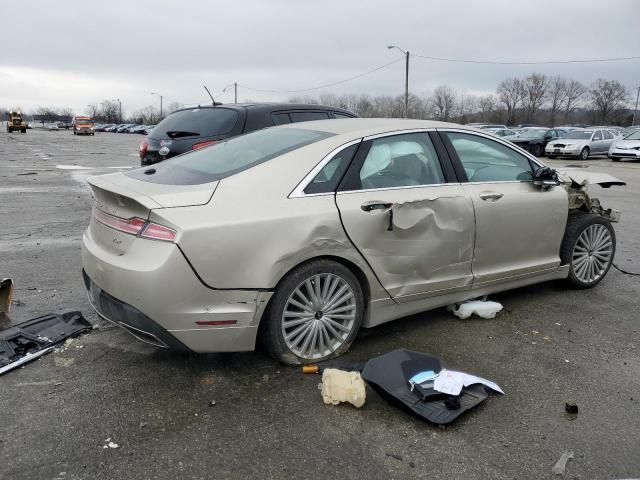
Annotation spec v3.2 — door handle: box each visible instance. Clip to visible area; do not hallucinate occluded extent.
[361,201,393,212]
[479,192,504,201]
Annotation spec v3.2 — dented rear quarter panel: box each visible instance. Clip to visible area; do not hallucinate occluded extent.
[154,138,390,301]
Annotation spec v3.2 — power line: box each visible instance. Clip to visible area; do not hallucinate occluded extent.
[238,57,403,94]
[412,53,640,65]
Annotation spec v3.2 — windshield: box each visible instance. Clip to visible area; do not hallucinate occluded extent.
[127,127,335,185]
[565,130,593,139]
[77,120,92,125]
[624,131,640,140]
[151,107,239,139]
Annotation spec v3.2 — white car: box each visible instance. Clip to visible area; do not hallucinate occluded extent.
[47,123,59,130]
[545,129,615,160]
[608,130,640,161]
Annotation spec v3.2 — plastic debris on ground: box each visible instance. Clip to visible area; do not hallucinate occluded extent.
[361,349,503,424]
[321,368,366,408]
[552,451,574,475]
[0,310,92,375]
[448,299,503,319]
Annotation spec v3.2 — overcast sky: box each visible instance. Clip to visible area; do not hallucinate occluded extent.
[2,0,639,116]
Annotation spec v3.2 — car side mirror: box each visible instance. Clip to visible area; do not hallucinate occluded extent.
[533,166,560,188]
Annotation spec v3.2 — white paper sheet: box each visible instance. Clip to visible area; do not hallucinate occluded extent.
[433,369,504,396]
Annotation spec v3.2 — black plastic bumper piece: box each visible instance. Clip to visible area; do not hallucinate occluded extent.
[0,310,92,375]
[82,269,192,352]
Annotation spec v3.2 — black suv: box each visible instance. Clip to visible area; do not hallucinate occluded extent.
[139,103,357,166]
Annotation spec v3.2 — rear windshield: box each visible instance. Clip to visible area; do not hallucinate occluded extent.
[150,108,239,139]
[127,127,335,185]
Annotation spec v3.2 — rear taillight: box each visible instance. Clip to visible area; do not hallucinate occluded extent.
[93,209,177,242]
[139,140,148,158]
[192,140,218,150]
[140,222,177,242]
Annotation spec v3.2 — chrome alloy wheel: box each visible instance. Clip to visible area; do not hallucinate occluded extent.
[281,273,357,360]
[572,224,613,283]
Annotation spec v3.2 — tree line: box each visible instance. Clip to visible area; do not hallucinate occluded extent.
[290,75,633,126]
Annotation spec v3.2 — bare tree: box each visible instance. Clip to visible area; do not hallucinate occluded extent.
[165,102,184,114]
[478,95,497,122]
[431,85,456,121]
[497,78,523,125]
[35,106,58,124]
[589,78,628,123]
[563,80,587,122]
[58,107,73,121]
[547,76,567,126]
[85,104,99,118]
[522,73,547,122]
[99,100,121,123]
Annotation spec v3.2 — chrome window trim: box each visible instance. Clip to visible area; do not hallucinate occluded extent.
[437,127,545,171]
[288,138,362,198]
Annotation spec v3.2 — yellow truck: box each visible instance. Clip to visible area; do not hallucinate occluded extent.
[6,111,27,133]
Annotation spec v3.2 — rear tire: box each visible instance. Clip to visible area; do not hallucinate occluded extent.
[561,214,615,289]
[260,259,365,365]
[579,147,590,160]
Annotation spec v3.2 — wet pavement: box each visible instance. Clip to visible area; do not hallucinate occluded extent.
[1,128,639,479]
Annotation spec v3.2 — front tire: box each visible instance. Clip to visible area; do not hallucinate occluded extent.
[260,259,365,365]
[561,214,615,289]
[579,147,590,160]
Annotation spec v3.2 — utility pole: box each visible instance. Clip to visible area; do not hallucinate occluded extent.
[151,92,163,119]
[387,45,410,118]
[633,86,640,126]
[112,98,122,123]
[234,82,237,104]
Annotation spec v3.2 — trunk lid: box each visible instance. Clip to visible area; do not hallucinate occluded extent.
[86,173,217,256]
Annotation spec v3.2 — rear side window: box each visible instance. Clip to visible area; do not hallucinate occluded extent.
[289,111,330,122]
[304,143,359,194]
[603,130,613,140]
[127,127,335,185]
[150,108,238,139]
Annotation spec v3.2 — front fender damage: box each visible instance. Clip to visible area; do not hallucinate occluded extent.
[557,169,626,222]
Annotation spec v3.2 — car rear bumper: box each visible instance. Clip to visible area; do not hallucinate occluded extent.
[81,227,273,353]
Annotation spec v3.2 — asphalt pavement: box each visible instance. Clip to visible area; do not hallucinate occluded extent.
[1,128,639,480]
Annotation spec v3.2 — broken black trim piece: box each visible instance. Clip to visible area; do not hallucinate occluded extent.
[0,310,92,375]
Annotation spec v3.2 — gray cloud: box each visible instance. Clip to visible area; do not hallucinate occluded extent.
[2,0,639,114]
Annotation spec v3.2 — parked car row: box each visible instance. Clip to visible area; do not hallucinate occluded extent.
[94,123,155,134]
[465,123,635,160]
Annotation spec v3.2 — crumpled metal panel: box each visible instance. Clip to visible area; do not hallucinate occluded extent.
[336,185,475,300]
[556,168,626,188]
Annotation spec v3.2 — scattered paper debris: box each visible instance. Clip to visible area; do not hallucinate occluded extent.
[552,451,574,475]
[432,369,504,396]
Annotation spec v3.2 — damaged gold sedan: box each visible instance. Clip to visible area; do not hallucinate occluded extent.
[81,119,625,365]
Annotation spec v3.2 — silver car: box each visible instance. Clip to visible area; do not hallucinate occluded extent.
[546,128,615,159]
[81,119,624,364]
[608,129,640,161]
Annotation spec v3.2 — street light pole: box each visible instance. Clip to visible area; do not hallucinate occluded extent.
[388,45,409,118]
[112,98,122,123]
[234,82,237,104]
[632,86,640,126]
